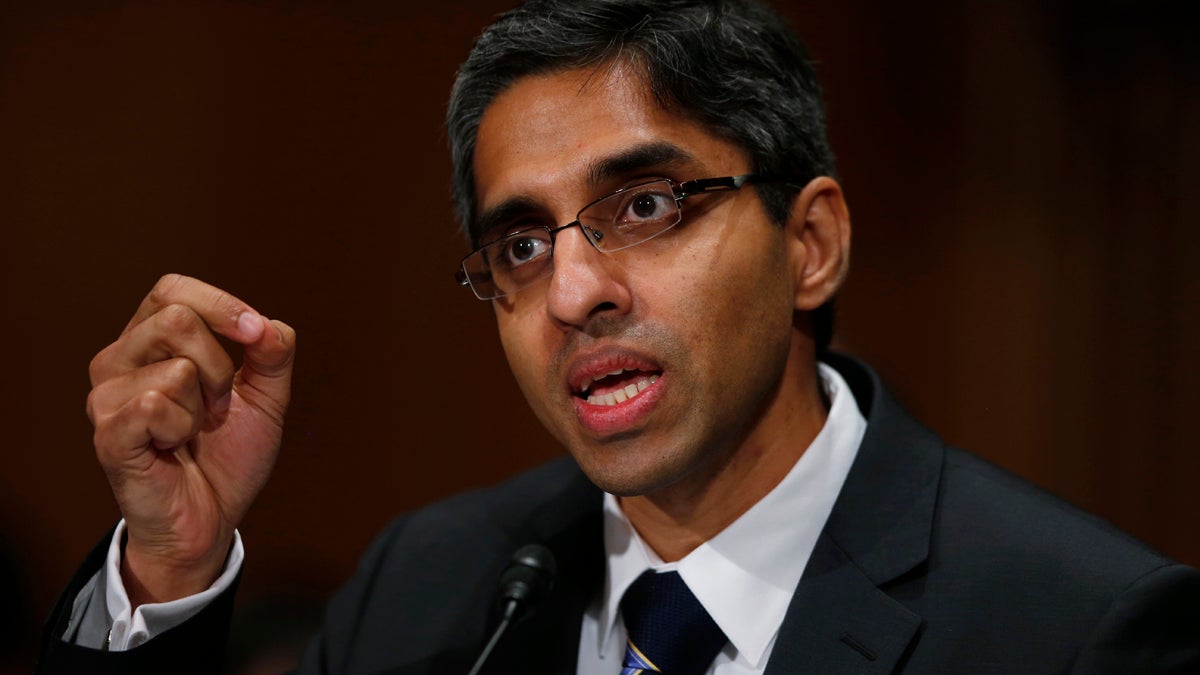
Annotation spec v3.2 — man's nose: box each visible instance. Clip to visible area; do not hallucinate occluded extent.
[544,225,632,331]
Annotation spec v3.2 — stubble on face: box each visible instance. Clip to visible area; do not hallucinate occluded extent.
[545,317,692,495]
[530,229,796,503]
[478,64,805,514]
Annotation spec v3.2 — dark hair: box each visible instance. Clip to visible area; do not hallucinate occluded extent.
[447,0,837,349]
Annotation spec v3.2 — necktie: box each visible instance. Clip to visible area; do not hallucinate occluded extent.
[619,570,728,675]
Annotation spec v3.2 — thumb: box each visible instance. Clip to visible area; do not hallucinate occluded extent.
[236,316,296,418]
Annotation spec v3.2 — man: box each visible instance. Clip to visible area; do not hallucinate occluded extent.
[36,0,1200,673]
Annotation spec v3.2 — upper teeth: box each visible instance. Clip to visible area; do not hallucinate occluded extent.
[585,373,658,407]
[578,368,626,394]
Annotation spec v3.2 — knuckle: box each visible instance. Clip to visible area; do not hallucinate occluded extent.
[157,303,200,336]
[155,272,185,293]
[152,358,188,392]
[277,321,297,344]
[259,321,297,360]
[166,356,199,383]
[87,349,109,385]
[149,273,184,305]
[91,411,121,458]
[86,379,120,420]
[135,390,169,419]
[85,389,98,423]
[161,359,202,401]
[88,341,125,385]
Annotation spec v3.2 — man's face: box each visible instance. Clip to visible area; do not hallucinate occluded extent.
[472,64,801,498]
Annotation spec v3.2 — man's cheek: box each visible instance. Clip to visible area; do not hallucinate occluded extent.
[501,332,555,407]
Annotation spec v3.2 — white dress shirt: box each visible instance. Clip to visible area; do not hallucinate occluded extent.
[576,363,866,674]
[87,363,864,664]
[68,520,244,650]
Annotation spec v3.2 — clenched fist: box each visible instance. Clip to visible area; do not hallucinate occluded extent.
[86,274,296,607]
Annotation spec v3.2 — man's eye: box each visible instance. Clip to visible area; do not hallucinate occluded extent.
[499,233,550,267]
[616,188,675,225]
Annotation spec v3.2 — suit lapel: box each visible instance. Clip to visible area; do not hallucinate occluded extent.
[763,354,944,674]
[766,532,921,674]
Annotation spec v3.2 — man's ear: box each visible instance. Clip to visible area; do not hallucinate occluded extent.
[785,176,851,311]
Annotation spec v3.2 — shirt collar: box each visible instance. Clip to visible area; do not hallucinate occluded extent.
[597,363,867,667]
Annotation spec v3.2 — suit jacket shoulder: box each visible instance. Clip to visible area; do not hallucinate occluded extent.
[780,353,1200,674]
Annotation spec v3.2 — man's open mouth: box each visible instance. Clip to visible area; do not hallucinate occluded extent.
[575,368,661,407]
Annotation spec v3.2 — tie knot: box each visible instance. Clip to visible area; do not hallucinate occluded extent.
[620,570,727,675]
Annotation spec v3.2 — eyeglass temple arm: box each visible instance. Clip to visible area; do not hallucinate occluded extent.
[675,174,760,198]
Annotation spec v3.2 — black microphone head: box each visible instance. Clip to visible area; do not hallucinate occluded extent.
[496,544,556,622]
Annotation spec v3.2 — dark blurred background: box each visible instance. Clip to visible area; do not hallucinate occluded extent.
[2,0,1197,671]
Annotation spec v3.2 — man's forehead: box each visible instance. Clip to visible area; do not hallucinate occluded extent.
[470,65,738,232]
[472,64,659,177]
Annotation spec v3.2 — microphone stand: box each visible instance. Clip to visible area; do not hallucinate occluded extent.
[466,599,518,675]
[466,544,556,675]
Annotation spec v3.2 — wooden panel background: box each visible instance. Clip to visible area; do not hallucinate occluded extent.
[2,1,1196,671]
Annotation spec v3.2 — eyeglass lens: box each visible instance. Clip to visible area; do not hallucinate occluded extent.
[464,179,682,299]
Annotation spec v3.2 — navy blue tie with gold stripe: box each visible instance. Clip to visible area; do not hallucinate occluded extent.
[620,570,727,674]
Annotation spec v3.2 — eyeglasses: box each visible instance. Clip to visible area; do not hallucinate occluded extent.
[455,174,763,300]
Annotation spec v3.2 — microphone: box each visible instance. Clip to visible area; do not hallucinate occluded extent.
[466,544,557,675]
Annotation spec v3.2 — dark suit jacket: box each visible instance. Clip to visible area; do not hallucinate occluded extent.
[36,354,1200,673]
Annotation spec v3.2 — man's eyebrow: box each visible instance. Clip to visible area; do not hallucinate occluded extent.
[474,196,540,243]
[472,142,698,243]
[587,142,697,186]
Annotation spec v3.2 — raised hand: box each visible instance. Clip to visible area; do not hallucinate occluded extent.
[86,274,296,606]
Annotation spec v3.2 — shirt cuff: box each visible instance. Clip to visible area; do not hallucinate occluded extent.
[103,519,244,651]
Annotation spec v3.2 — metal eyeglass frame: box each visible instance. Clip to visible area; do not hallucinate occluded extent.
[455,174,764,300]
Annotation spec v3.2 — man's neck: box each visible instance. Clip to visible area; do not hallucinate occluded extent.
[618,348,828,562]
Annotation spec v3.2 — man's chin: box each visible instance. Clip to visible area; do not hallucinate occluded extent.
[568,445,693,498]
